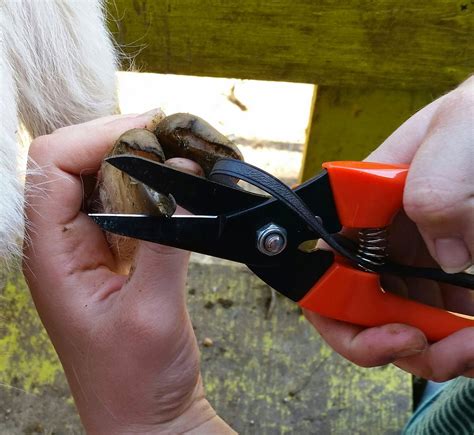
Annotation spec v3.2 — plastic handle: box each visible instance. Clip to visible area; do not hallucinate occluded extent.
[313,161,474,341]
[299,262,474,342]
[322,161,408,228]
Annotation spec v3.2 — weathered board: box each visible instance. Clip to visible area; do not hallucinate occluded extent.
[0,261,411,434]
[300,86,436,180]
[108,0,473,90]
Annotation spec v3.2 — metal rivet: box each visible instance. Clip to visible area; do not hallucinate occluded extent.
[256,223,287,256]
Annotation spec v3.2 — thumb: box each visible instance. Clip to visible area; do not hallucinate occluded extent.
[403,87,474,273]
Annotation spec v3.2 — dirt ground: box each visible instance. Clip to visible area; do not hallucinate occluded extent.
[0,261,411,435]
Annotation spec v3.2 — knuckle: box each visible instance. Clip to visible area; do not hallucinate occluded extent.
[452,81,474,105]
[352,357,387,368]
[52,124,72,134]
[427,334,474,382]
[403,179,465,224]
[429,371,453,383]
[345,347,393,368]
[463,367,474,378]
[439,81,474,116]
[459,75,474,89]
[28,134,51,159]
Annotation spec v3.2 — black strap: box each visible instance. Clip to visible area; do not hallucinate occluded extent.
[210,158,474,290]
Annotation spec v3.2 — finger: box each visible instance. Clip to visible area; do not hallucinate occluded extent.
[403,86,474,273]
[365,78,472,165]
[395,327,474,381]
[51,113,137,132]
[365,82,473,272]
[27,110,163,226]
[462,367,474,378]
[441,284,474,316]
[164,158,205,217]
[32,109,163,176]
[304,310,428,367]
[166,157,205,178]
[50,108,163,135]
[366,94,446,164]
[24,111,163,299]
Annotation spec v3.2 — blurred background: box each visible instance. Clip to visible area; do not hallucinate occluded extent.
[117,72,313,185]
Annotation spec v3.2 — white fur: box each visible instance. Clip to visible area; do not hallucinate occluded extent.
[0,0,118,262]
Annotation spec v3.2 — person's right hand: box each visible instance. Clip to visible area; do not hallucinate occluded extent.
[305,77,474,381]
[24,111,234,434]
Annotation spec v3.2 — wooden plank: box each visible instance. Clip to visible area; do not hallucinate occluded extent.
[0,262,411,433]
[300,86,436,180]
[108,0,473,91]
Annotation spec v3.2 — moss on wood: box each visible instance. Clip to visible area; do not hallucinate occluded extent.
[108,0,473,90]
[301,86,435,180]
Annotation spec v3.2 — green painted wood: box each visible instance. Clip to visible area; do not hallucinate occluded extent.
[108,0,473,91]
[300,86,436,180]
[0,262,411,433]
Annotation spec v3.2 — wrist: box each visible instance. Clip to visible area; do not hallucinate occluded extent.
[79,380,234,434]
[101,399,234,435]
[151,397,233,435]
[184,413,237,435]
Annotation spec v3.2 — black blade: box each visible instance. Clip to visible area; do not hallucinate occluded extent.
[105,155,267,215]
[90,214,274,265]
[89,212,340,302]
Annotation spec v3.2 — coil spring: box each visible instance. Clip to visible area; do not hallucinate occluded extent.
[357,227,389,267]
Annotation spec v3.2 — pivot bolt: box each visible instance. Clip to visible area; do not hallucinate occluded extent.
[256,223,287,256]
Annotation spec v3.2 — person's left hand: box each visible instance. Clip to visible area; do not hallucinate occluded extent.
[305,78,474,381]
[23,111,233,434]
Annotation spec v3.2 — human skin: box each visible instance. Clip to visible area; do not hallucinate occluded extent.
[305,76,474,381]
[23,111,235,434]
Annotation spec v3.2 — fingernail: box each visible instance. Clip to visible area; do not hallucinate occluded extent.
[166,159,204,177]
[435,238,471,273]
[393,347,426,359]
[136,108,162,118]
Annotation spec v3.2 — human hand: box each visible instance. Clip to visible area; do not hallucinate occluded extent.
[305,77,474,381]
[23,112,234,434]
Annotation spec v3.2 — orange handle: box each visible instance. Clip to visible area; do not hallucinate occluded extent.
[322,161,408,227]
[299,262,474,342]
[313,161,474,341]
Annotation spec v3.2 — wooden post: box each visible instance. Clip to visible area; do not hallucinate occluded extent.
[300,87,436,180]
